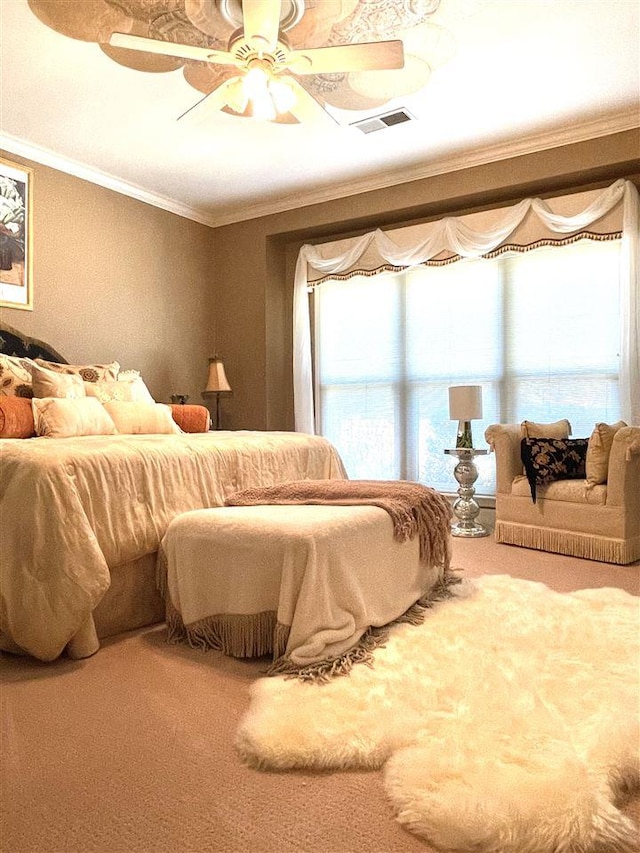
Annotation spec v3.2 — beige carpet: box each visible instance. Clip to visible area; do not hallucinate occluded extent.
[1,534,639,853]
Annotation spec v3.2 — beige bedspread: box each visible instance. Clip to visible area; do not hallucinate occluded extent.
[0,431,346,661]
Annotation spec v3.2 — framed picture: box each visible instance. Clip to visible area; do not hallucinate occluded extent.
[0,157,33,311]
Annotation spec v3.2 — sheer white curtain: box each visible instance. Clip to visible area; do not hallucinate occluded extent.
[294,179,639,433]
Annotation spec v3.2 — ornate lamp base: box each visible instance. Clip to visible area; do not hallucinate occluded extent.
[444,448,489,538]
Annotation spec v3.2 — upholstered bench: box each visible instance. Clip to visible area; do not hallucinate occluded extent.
[158,501,449,677]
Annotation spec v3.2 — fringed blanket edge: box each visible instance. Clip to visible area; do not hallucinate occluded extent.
[267,568,463,684]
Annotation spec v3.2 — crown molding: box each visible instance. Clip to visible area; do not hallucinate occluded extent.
[1,112,638,230]
[226,112,639,226]
[0,134,215,227]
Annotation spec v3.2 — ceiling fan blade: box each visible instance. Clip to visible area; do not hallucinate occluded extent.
[177,79,238,121]
[285,78,337,127]
[109,32,237,67]
[287,40,404,75]
[242,0,282,52]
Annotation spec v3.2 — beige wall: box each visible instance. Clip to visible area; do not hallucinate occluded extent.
[0,152,216,404]
[213,129,640,431]
[2,130,638,428]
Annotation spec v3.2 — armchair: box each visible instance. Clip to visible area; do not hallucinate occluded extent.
[485,423,640,565]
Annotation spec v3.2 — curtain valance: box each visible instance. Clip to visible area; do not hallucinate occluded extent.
[306,183,625,283]
[294,179,639,433]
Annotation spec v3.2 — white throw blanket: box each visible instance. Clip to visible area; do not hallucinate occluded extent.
[159,503,450,680]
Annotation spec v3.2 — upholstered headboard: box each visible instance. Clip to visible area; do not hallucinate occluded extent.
[0,321,67,363]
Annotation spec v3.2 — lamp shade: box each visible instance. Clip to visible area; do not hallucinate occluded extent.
[204,356,231,393]
[449,385,482,421]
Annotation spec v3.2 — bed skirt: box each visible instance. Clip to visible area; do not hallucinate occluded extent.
[0,554,165,660]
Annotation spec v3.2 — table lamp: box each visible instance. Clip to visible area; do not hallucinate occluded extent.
[448,385,483,449]
[202,355,232,429]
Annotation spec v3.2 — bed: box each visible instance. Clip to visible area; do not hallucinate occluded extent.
[0,323,347,661]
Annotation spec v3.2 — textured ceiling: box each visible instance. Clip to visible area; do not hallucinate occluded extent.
[26,0,453,111]
[1,0,638,226]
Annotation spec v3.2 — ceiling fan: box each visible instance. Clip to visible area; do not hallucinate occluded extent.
[109,0,404,125]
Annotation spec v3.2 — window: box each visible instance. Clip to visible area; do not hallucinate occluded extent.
[314,238,622,495]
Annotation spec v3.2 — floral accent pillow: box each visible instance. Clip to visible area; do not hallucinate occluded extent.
[0,354,34,398]
[34,358,120,383]
[520,437,588,503]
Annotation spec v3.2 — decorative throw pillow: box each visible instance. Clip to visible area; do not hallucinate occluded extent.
[169,404,210,433]
[84,376,155,404]
[585,421,627,488]
[0,354,34,398]
[520,419,572,439]
[32,397,118,438]
[117,370,155,401]
[102,401,181,435]
[34,358,120,383]
[117,369,141,381]
[520,437,588,503]
[30,362,86,399]
[0,396,36,438]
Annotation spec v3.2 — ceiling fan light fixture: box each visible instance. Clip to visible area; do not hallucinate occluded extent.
[97,1,411,126]
[235,65,274,120]
[243,62,271,98]
[249,91,277,122]
[225,77,249,114]
[269,78,296,114]
[232,60,297,121]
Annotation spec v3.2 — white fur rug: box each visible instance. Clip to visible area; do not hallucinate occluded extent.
[236,575,639,853]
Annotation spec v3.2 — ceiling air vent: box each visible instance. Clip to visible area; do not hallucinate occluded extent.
[351,108,416,134]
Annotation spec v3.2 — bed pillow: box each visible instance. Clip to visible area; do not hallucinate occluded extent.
[34,358,120,383]
[0,354,34,398]
[30,362,86,399]
[32,397,117,438]
[84,376,155,404]
[520,437,588,503]
[0,396,36,438]
[520,419,572,439]
[585,421,627,488]
[102,401,181,435]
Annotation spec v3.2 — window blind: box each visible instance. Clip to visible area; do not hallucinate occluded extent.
[315,239,622,494]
